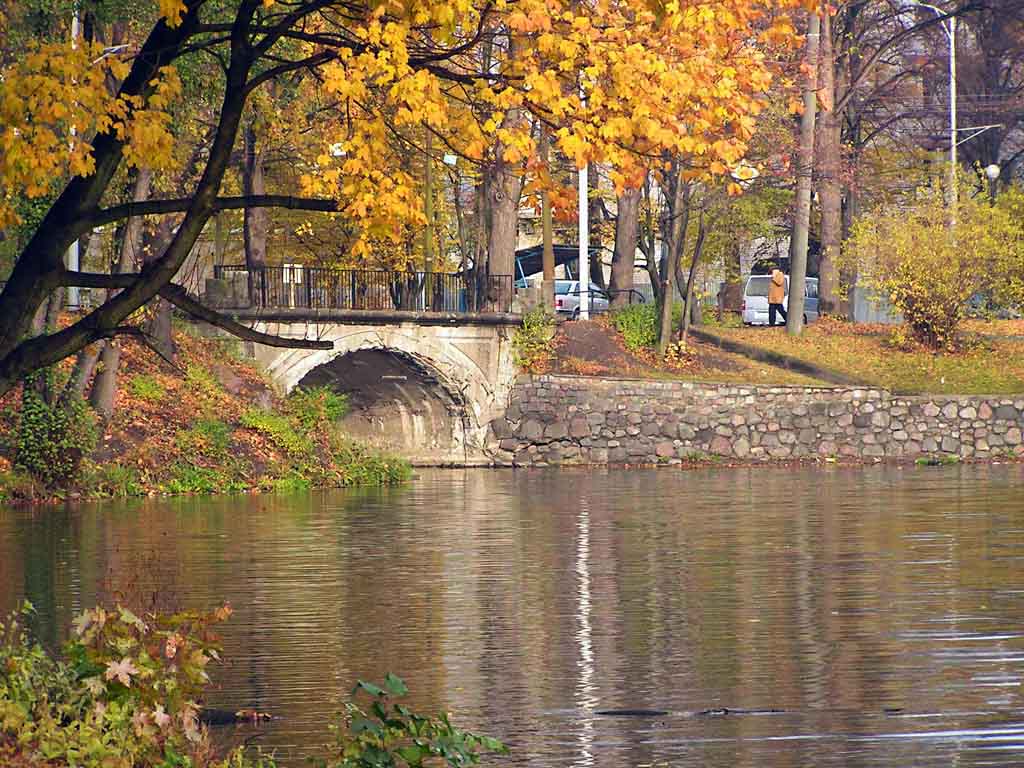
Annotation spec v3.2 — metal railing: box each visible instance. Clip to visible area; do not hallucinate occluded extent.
[212,265,514,313]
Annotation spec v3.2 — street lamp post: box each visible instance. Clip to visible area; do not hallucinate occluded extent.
[911,2,957,204]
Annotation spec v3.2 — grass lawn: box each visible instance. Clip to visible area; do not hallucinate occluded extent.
[707,317,1024,395]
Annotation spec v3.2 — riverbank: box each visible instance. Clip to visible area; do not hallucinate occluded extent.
[0,328,409,504]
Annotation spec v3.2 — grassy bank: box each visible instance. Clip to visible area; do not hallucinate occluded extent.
[540,308,828,386]
[706,317,1024,394]
[0,327,409,504]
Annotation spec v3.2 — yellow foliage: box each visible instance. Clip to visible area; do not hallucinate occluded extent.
[0,40,181,228]
[844,182,1024,349]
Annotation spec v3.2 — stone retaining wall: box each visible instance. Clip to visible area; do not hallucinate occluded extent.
[487,375,1024,466]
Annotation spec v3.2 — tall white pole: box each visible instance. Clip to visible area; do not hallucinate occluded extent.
[578,164,589,320]
[67,9,81,311]
[948,15,957,205]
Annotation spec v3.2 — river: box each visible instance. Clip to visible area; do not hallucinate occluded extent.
[3,464,1024,767]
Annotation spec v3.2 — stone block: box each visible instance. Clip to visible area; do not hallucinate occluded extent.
[655,442,676,458]
[519,419,544,440]
[544,422,569,440]
[569,417,591,439]
[710,435,733,456]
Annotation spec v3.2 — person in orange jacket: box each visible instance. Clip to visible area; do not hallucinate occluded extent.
[768,269,787,327]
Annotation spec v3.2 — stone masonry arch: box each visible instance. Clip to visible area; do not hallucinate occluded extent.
[247,319,517,465]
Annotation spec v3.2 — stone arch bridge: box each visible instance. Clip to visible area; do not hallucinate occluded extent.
[239,308,520,465]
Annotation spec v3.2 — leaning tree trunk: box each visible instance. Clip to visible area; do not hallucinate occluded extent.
[816,10,842,315]
[610,186,641,308]
[90,169,152,419]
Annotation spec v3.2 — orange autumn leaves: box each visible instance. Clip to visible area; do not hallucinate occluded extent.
[297,0,813,257]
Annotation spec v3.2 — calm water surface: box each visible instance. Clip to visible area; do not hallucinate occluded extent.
[3,465,1024,767]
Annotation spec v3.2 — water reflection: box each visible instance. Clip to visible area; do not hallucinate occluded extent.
[2,464,1024,766]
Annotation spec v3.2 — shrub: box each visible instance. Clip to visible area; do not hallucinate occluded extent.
[1,603,270,768]
[844,182,1024,349]
[312,673,507,768]
[609,303,658,350]
[512,308,556,373]
[128,374,165,402]
[15,373,98,487]
[285,386,349,432]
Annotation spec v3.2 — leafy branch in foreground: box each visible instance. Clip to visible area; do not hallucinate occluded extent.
[315,673,509,768]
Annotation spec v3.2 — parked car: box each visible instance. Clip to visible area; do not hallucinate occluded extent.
[554,280,611,318]
[741,274,819,325]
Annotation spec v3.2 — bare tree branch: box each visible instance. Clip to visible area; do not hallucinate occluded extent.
[90,195,342,227]
[158,284,333,350]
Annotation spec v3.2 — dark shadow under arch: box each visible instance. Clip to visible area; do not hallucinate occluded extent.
[296,348,467,463]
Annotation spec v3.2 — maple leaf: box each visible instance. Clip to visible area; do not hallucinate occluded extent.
[105,657,140,686]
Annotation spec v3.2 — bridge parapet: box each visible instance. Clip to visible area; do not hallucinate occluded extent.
[208,264,514,315]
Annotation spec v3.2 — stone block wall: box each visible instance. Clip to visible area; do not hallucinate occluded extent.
[488,375,1024,466]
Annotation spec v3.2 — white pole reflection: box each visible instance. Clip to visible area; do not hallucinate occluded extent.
[574,501,597,768]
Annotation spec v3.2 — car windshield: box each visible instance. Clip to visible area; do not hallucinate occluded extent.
[554,281,576,295]
[745,276,772,297]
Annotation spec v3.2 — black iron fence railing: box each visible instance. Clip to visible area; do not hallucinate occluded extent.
[212,265,514,314]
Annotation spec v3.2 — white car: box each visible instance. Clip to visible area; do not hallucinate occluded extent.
[554,280,610,317]
[742,275,819,325]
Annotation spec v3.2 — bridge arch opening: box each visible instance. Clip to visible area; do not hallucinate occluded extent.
[295,348,468,464]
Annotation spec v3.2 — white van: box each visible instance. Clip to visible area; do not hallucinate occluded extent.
[742,275,819,325]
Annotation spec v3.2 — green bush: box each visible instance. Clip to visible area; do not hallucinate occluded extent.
[609,302,685,351]
[176,418,233,458]
[609,303,658,350]
[312,674,507,768]
[513,308,555,372]
[128,374,165,402]
[15,373,98,487]
[285,386,349,432]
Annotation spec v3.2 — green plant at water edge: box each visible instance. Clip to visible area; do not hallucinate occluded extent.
[129,374,166,402]
[15,371,98,487]
[0,602,275,768]
[0,468,37,504]
[285,385,349,432]
[513,308,555,373]
[312,673,508,768]
[330,439,412,486]
[80,462,145,498]
[163,462,245,495]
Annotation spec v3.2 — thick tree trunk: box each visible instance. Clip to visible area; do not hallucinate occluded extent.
[609,187,641,308]
[65,344,101,400]
[243,121,268,270]
[90,169,152,419]
[486,125,522,308]
[816,10,841,315]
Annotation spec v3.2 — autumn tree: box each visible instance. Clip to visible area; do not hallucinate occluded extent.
[0,0,807,396]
